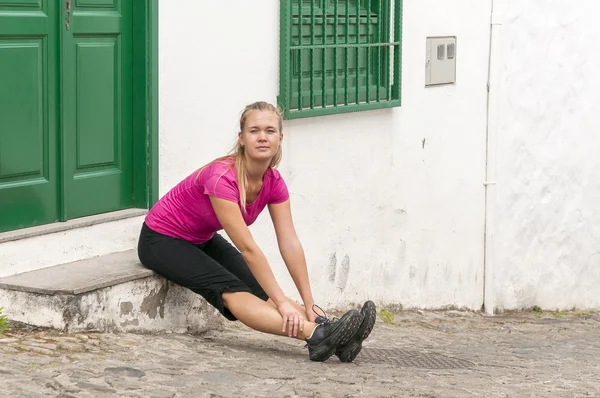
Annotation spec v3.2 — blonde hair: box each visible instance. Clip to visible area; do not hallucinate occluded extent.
[196,101,284,211]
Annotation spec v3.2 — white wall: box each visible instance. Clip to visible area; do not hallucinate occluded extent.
[159,0,491,310]
[5,0,597,313]
[493,0,600,311]
[0,0,600,310]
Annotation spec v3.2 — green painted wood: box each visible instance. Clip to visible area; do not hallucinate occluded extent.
[0,0,40,8]
[292,15,380,107]
[279,0,402,119]
[392,0,402,104]
[1,0,156,233]
[132,0,146,209]
[61,0,133,219]
[132,0,159,209]
[0,0,59,232]
[279,0,292,115]
[149,0,159,207]
[148,0,159,207]
[77,0,114,6]
[286,99,400,119]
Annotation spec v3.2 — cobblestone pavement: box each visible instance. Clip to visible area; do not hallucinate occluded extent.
[1,309,599,397]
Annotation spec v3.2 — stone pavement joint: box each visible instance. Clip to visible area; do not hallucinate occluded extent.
[1,309,599,397]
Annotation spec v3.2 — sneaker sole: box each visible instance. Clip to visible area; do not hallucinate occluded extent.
[337,300,377,362]
[309,309,362,362]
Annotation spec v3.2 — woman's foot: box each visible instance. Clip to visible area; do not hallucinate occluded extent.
[314,301,377,362]
[304,309,362,362]
[336,300,377,362]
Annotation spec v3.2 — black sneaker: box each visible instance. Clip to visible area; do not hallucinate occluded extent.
[315,300,377,362]
[305,308,363,362]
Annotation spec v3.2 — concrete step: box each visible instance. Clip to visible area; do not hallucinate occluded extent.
[0,210,147,279]
[0,250,223,334]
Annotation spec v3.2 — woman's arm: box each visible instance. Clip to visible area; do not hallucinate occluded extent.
[209,196,287,306]
[209,196,305,336]
[268,200,316,317]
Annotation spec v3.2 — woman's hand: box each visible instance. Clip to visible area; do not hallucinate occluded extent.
[302,301,319,323]
[306,308,319,323]
[277,300,304,337]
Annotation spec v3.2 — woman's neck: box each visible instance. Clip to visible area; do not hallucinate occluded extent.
[245,156,270,184]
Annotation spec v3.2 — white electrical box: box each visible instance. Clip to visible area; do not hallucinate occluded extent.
[425,36,457,86]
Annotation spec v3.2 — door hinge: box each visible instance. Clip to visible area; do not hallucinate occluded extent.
[65,0,71,30]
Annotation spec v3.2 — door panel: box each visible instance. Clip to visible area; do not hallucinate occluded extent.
[0,0,58,232]
[61,0,133,219]
[76,39,117,166]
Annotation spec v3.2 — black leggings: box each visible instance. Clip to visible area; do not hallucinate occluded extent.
[137,222,268,321]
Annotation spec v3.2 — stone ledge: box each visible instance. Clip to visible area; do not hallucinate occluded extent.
[0,250,224,333]
[0,250,152,295]
[0,277,223,334]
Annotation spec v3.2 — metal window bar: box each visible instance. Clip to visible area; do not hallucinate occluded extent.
[281,0,402,118]
[298,1,303,110]
[355,0,359,105]
[333,0,338,107]
[386,0,392,102]
[392,0,401,100]
[310,0,315,109]
[366,0,370,103]
[376,0,381,102]
[345,0,350,105]
[290,42,401,50]
[321,5,326,108]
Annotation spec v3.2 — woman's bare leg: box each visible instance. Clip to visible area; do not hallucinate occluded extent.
[267,298,310,321]
[222,292,316,340]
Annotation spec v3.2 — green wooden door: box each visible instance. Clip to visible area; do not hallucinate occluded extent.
[61,0,134,219]
[0,0,60,232]
[0,0,135,232]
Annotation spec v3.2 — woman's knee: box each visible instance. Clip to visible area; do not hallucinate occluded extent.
[250,284,268,302]
[222,291,252,308]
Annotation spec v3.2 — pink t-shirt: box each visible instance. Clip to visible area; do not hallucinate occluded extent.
[145,160,290,244]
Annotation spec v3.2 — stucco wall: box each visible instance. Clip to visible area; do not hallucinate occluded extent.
[158,0,491,309]
[4,0,597,312]
[493,0,600,310]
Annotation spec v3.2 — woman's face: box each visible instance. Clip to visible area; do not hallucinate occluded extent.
[239,110,282,162]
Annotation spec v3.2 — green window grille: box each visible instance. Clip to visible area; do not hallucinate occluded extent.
[278,0,403,119]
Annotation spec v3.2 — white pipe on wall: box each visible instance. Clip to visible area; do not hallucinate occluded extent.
[483,0,502,315]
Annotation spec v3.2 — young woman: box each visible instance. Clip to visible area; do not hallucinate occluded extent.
[137,101,376,362]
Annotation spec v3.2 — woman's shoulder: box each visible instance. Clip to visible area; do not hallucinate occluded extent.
[267,167,284,181]
[198,157,236,180]
[265,167,289,203]
[266,168,287,194]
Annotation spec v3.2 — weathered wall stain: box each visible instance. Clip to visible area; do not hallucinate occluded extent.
[382,239,406,288]
[328,253,337,283]
[409,266,417,280]
[61,296,81,331]
[336,254,350,291]
[120,319,140,328]
[141,282,169,319]
[444,264,452,282]
[120,301,133,316]
[394,209,408,225]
